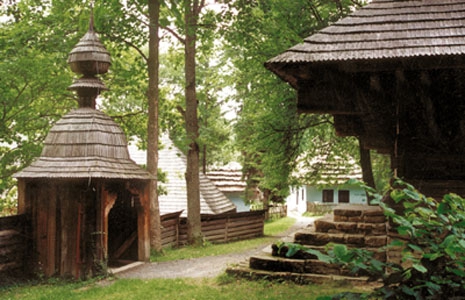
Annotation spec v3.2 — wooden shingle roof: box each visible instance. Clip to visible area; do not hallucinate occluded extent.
[266,0,465,85]
[14,108,152,180]
[206,163,246,194]
[157,136,237,216]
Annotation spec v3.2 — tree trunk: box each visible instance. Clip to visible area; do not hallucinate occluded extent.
[147,0,162,252]
[359,138,376,189]
[184,0,202,245]
[263,189,270,220]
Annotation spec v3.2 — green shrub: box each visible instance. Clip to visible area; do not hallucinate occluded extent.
[370,179,465,299]
[284,179,465,299]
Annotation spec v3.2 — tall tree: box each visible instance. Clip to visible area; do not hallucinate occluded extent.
[184,0,203,245]
[147,0,162,252]
[159,0,229,244]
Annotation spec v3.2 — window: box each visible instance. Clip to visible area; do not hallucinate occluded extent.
[338,190,350,203]
[322,189,334,203]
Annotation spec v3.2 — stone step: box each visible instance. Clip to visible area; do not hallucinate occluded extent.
[314,217,387,235]
[248,254,369,277]
[226,261,373,285]
[294,230,387,248]
[333,205,385,223]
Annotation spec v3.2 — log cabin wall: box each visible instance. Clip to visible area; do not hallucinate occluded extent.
[0,214,30,280]
[16,179,150,279]
[19,180,98,278]
[297,66,465,198]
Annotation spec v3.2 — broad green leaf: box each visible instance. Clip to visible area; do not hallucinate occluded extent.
[455,220,465,227]
[389,239,405,247]
[437,202,449,214]
[403,201,419,209]
[390,189,405,203]
[412,263,427,273]
[459,239,465,249]
[407,244,423,252]
[423,252,442,261]
[451,268,465,277]
[304,248,333,264]
[425,281,441,292]
[403,188,421,201]
[332,244,348,260]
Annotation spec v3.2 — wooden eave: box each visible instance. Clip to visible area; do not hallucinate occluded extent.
[266,0,465,87]
[266,54,465,90]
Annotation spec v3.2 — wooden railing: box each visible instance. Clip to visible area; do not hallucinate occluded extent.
[0,214,30,278]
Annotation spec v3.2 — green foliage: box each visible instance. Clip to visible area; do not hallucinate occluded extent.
[0,1,81,214]
[371,180,465,299]
[222,0,366,202]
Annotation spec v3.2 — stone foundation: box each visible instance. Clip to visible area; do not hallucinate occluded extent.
[227,205,388,284]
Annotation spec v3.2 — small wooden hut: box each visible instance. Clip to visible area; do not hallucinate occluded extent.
[13,16,152,278]
[266,0,465,197]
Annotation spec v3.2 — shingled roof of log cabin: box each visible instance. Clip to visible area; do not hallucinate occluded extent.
[206,162,246,194]
[304,156,363,186]
[158,136,237,217]
[14,108,152,180]
[266,0,465,87]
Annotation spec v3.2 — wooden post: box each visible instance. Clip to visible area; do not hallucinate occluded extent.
[137,183,150,261]
[101,187,116,262]
[46,184,56,277]
[17,180,27,214]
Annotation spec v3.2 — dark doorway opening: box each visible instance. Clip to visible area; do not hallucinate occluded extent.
[107,187,138,268]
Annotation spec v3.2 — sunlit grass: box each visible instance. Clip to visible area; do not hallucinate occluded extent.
[1,275,370,300]
[151,217,297,262]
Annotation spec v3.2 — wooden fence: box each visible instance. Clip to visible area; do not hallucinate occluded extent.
[160,210,266,248]
[160,211,183,248]
[0,214,30,279]
[267,204,287,219]
[306,202,336,215]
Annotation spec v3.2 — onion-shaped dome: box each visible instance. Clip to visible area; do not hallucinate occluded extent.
[14,108,152,180]
[67,18,111,76]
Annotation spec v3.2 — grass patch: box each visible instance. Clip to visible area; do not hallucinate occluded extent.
[151,216,297,262]
[1,275,370,300]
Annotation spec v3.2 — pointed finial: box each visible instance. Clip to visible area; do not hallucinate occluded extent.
[67,0,111,108]
[89,0,95,32]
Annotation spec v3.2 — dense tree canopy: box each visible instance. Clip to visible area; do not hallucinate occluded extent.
[0,0,382,216]
[0,1,82,214]
[221,0,368,203]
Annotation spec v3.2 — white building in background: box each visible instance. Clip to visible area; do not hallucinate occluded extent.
[287,155,367,214]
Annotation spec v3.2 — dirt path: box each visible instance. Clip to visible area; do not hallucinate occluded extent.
[115,215,316,280]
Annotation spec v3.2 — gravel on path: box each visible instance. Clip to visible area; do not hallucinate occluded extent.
[114,214,317,280]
